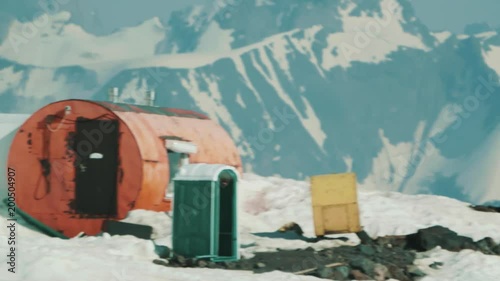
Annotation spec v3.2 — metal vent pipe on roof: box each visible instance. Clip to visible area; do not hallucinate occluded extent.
[146,90,155,106]
[108,87,119,103]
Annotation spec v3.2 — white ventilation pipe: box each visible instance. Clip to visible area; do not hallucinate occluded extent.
[108,87,119,103]
[181,154,189,166]
[166,140,198,154]
[146,90,155,106]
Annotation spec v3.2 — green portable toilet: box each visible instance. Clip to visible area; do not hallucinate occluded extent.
[172,163,239,261]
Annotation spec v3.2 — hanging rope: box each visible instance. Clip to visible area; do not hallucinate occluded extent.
[46,115,67,132]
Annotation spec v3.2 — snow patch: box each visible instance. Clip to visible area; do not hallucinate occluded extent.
[195,21,234,53]
[300,96,327,149]
[456,125,500,203]
[0,12,165,67]
[432,31,452,44]
[288,25,325,78]
[322,0,429,70]
[187,5,204,27]
[343,156,353,172]
[118,77,149,104]
[269,37,293,81]
[251,49,326,151]
[180,71,252,158]
[482,44,500,77]
[474,31,497,39]
[416,248,500,281]
[358,128,415,192]
[235,92,246,108]
[428,104,462,138]
[232,56,274,131]
[0,114,29,139]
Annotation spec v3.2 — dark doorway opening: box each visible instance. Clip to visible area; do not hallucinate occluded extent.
[218,172,236,257]
[74,118,119,216]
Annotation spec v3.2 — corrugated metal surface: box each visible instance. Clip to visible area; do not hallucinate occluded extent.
[96,101,209,119]
[8,99,242,237]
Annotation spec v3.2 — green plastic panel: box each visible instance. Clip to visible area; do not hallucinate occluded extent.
[172,180,215,257]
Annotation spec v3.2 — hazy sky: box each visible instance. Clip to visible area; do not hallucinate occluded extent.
[67,0,201,34]
[411,0,500,32]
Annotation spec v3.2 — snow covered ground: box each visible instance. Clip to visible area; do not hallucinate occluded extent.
[1,173,500,280]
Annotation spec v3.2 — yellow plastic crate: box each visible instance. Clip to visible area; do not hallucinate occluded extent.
[310,173,361,236]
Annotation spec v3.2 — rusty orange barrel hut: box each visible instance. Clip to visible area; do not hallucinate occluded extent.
[8,99,242,237]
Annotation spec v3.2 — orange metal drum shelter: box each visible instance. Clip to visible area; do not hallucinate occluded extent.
[8,99,242,237]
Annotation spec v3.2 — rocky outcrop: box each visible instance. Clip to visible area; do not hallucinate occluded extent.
[153,225,500,280]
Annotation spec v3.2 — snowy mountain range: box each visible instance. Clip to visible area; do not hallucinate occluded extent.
[0,0,499,205]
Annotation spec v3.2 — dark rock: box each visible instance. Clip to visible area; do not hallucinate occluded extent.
[254,262,266,269]
[241,242,257,248]
[315,266,335,279]
[154,245,171,259]
[172,254,186,266]
[480,237,497,248]
[323,249,334,259]
[470,205,500,213]
[332,271,349,280]
[152,259,169,266]
[170,255,194,267]
[350,256,376,275]
[224,261,237,269]
[494,245,500,255]
[429,262,444,269]
[359,244,376,256]
[207,261,218,269]
[477,237,497,254]
[356,231,374,245]
[373,263,389,281]
[239,261,253,270]
[406,226,475,252]
[351,269,373,280]
[155,230,421,280]
[387,264,412,281]
[252,231,317,243]
[196,259,208,268]
[376,235,408,248]
[332,265,351,280]
[278,222,304,235]
[185,258,195,267]
[318,250,330,258]
[315,236,350,242]
[407,265,426,277]
[463,241,479,251]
